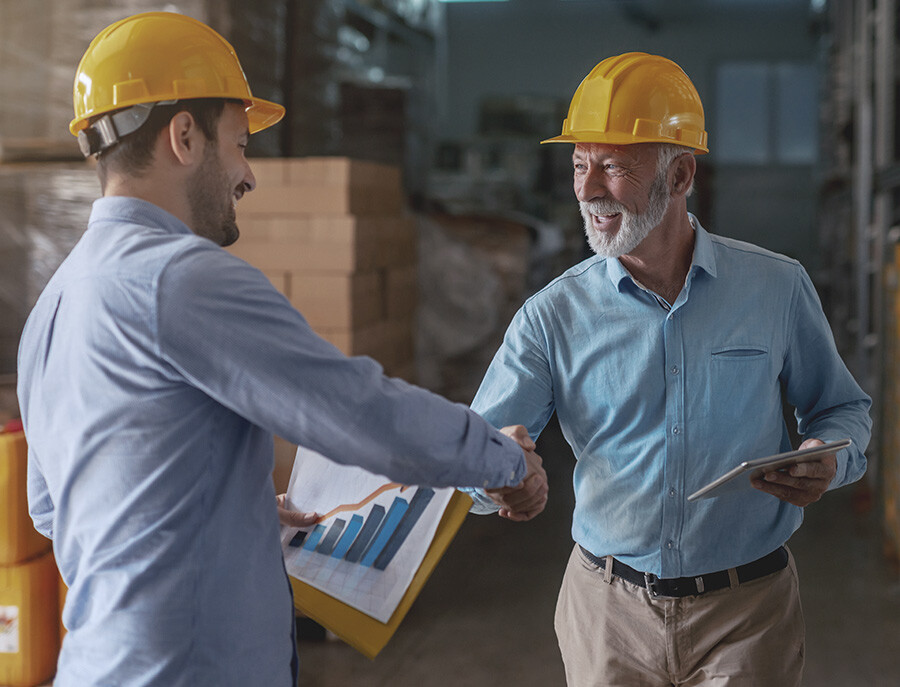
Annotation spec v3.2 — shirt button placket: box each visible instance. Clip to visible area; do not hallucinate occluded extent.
[663,312,685,574]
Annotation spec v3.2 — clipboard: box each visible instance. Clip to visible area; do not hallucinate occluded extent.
[287,490,472,659]
[687,439,852,502]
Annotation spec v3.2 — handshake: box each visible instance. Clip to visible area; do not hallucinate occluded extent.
[487,425,549,522]
[276,424,549,529]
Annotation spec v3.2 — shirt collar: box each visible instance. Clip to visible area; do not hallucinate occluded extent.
[605,212,717,291]
[690,214,717,280]
[89,196,194,237]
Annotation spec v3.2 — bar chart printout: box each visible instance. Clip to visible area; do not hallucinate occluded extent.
[281,448,454,622]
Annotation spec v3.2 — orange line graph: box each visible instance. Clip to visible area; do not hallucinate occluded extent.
[315,483,411,523]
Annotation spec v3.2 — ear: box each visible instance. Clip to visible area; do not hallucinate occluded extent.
[166,111,205,167]
[670,153,697,197]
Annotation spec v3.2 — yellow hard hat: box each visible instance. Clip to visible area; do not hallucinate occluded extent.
[70,12,285,141]
[542,52,708,154]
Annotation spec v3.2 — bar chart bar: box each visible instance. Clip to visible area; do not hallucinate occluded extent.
[297,486,438,572]
[344,504,386,563]
[331,514,364,559]
[302,524,326,552]
[373,487,435,570]
[316,518,346,556]
[360,497,409,567]
[288,530,308,548]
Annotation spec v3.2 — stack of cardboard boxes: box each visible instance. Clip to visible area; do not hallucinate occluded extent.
[227,157,417,489]
[0,162,97,376]
[0,430,59,687]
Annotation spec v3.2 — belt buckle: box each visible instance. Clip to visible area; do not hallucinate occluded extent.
[644,571,661,597]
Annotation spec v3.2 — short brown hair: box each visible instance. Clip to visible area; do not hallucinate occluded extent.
[95,98,232,189]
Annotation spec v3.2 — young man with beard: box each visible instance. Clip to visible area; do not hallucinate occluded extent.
[16,13,547,687]
[466,53,871,686]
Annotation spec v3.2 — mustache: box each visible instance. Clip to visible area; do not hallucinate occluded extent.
[580,199,627,216]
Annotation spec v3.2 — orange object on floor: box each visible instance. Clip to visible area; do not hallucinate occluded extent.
[0,550,60,687]
[0,432,50,566]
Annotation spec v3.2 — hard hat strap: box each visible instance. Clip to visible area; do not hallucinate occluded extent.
[77,100,177,158]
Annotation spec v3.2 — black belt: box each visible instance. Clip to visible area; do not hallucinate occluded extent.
[579,546,789,598]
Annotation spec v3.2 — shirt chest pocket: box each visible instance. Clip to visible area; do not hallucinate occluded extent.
[712,346,768,360]
[707,346,774,421]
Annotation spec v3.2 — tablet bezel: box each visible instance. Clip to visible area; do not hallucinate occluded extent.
[687,439,852,501]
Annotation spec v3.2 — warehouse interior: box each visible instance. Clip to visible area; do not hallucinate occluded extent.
[1,0,899,685]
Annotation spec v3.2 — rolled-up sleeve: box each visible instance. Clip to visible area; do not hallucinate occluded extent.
[781,265,871,488]
[463,305,556,512]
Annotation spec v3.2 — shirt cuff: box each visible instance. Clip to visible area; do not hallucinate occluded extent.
[459,486,501,514]
[483,432,527,488]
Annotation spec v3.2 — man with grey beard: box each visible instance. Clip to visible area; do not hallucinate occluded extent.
[463,53,871,686]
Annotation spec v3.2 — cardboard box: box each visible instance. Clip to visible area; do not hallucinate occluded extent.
[272,435,297,495]
[239,157,405,216]
[231,216,415,273]
[284,157,402,190]
[263,271,290,296]
[316,319,414,371]
[246,159,290,188]
[290,271,385,330]
[316,321,392,359]
[237,183,403,216]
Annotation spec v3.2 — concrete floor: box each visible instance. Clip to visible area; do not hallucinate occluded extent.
[296,419,900,686]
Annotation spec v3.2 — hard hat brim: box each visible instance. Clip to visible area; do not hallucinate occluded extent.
[540,132,708,154]
[69,96,286,138]
[245,97,286,135]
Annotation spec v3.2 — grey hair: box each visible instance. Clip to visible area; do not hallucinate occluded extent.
[657,143,696,197]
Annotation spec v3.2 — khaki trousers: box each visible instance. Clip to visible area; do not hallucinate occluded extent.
[554,545,804,686]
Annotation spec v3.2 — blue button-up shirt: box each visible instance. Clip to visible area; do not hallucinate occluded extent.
[468,216,870,578]
[17,197,525,687]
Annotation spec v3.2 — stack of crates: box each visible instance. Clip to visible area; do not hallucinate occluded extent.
[228,156,417,380]
[0,430,59,687]
[227,156,418,492]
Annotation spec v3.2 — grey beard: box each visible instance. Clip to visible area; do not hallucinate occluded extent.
[580,175,671,258]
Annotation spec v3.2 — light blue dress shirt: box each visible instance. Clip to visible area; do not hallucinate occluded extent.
[468,215,870,578]
[17,197,525,687]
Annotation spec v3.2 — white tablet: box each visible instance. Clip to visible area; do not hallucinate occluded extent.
[687,439,852,501]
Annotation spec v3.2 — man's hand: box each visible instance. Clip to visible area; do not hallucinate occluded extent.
[276,493,319,528]
[484,425,549,522]
[750,438,837,507]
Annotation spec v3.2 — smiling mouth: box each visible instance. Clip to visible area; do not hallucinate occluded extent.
[585,212,621,239]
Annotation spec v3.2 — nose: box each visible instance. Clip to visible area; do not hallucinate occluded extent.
[575,166,607,204]
[243,162,257,194]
